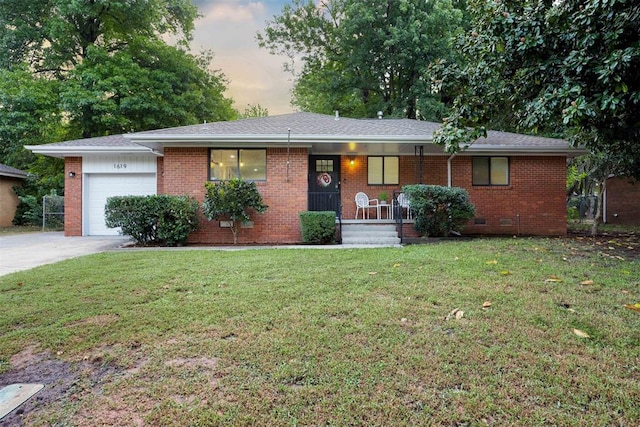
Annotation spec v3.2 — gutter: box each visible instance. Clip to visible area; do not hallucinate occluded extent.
[24,145,163,158]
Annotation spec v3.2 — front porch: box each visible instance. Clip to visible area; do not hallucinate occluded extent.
[337,218,416,245]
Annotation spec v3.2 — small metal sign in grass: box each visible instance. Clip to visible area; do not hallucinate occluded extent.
[0,383,44,421]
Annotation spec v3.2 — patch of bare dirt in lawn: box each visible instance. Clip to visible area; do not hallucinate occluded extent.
[1,346,224,426]
[1,346,119,426]
[567,229,640,260]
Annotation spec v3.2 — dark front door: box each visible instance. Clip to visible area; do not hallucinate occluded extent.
[308,155,341,215]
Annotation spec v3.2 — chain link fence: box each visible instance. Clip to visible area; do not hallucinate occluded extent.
[42,195,64,230]
[567,195,598,222]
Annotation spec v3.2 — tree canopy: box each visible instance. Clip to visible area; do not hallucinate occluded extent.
[0,0,236,223]
[0,0,198,72]
[432,0,640,180]
[257,0,466,119]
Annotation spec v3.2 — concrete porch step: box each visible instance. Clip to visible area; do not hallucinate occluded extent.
[341,223,401,245]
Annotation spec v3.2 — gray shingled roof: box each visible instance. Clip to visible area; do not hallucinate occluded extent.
[0,163,29,179]
[27,112,580,157]
[136,112,443,137]
[39,134,138,147]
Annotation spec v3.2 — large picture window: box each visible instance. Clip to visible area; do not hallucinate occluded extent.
[472,157,509,186]
[368,156,399,185]
[210,149,266,181]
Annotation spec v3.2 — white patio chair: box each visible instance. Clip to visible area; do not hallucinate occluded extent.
[396,193,412,219]
[355,192,379,219]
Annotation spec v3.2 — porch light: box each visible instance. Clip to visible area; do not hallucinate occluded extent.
[349,156,355,166]
[68,171,76,177]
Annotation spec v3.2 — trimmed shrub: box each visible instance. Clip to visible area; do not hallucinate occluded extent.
[299,211,336,244]
[105,195,199,246]
[403,184,475,237]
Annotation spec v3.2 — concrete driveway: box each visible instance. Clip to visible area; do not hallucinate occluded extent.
[0,232,130,276]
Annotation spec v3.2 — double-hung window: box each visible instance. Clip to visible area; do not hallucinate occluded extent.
[472,157,509,186]
[209,149,266,181]
[368,156,399,185]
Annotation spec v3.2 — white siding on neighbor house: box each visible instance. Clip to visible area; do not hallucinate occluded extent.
[83,155,157,173]
[82,155,157,236]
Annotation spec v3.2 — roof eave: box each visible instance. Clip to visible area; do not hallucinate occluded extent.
[464,145,586,156]
[0,172,29,179]
[24,145,163,158]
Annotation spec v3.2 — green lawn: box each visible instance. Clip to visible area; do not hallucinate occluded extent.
[1,237,639,426]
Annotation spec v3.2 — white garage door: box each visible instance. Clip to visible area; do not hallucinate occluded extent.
[85,173,156,235]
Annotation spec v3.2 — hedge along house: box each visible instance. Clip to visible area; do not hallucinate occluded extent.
[27,112,582,243]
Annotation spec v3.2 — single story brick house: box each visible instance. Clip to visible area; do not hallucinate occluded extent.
[27,112,582,243]
[604,176,640,226]
[0,163,29,227]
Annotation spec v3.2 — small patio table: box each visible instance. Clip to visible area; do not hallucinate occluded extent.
[379,202,392,219]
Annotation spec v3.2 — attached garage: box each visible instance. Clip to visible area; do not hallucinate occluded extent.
[81,155,158,236]
[84,173,156,235]
[25,135,162,237]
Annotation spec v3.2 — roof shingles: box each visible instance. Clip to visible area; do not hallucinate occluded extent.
[27,113,576,154]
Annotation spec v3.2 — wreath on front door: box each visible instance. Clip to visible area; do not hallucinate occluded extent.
[316,173,332,187]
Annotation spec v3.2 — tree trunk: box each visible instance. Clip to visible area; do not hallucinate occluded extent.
[231,222,239,244]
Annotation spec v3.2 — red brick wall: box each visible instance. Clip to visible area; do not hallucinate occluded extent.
[605,177,640,225]
[341,154,566,236]
[161,147,308,244]
[64,151,567,241]
[64,157,83,236]
[456,156,567,236]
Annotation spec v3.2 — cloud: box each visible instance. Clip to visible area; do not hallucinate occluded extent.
[206,2,265,23]
[190,1,295,115]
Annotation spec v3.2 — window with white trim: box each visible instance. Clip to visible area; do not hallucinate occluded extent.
[209,149,266,181]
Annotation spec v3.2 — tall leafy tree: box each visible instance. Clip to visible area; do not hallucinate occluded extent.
[258,0,465,119]
[60,42,235,137]
[0,0,236,224]
[0,67,63,168]
[432,0,640,235]
[0,0,198,72]
[432,0,640,169]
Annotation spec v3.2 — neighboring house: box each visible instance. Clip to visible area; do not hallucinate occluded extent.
[604,176,640,226]
[0,164,29,227]
[27,112,583,243]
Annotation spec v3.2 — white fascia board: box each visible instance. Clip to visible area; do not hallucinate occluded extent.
[0,171,29,179]
[24,145,163,158]
[463,144,585,156]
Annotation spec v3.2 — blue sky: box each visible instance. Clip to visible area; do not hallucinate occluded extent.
[189,0,295,115]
